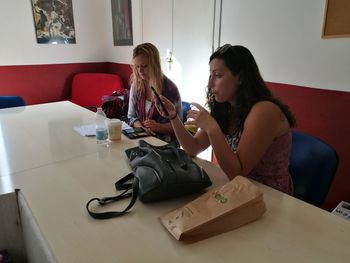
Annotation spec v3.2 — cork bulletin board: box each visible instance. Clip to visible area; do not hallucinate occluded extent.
[322,0,350,38]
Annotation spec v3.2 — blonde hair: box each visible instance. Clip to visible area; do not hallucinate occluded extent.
[130,43,163,94]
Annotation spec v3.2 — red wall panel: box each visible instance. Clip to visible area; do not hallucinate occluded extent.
[0,63,108,105]
[107,62,133,89]
[267,82,350,211]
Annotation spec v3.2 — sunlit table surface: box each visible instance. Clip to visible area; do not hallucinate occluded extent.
[0,101,108,178]
[1,101,349,263]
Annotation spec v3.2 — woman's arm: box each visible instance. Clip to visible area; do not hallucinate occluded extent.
[143,96,182,134]
[142,120,173,134]
[127,83,141,127]
[204,124,242,178]
[160,97,210,156]
[171,116,210,156]
[214,101,290,178]
[183,102,242,177]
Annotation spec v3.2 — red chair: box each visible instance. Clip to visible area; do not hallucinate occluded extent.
[71,73,124,108]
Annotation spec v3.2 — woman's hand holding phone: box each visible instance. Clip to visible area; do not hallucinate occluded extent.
[151,87,177,120]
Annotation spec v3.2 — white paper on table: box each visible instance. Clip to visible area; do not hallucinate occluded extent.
[121,121,132,130]
[73,123,96,137]
[74,121,132,137]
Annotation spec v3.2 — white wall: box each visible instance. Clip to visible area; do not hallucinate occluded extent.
[0,0,109,65]
[220,0,350,92]
[109,0,350,93]
[1,0,349,93]
[108,0,215,105]
[171,0,215,104]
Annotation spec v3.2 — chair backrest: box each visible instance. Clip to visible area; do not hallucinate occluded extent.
[71,73,124,108]
[0,96,26,109]
[289,131,338,207]
[182,101,191,122]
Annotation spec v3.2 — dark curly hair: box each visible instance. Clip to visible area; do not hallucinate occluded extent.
[207,44,295,134]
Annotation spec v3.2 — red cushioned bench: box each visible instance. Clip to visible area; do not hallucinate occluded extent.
[71,73,124,108]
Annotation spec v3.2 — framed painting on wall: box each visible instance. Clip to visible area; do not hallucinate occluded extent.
[31,0,76,44]
[322,0,350,38]
[111,0,133,46]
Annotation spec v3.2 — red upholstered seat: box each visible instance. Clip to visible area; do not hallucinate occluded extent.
[71,73,124,108]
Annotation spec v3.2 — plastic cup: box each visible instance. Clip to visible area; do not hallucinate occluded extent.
[106,119,122,141]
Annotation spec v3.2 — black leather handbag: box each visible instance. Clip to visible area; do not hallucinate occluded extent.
[86,140,212,219]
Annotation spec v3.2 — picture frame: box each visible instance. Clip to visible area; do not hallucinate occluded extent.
[322,0,350,38]
[111,0,133,46]
[31,0,76,44]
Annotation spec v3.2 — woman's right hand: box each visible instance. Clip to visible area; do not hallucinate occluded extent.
[157,95,177,120]
[187,102,216,133]
[133,120,143,128]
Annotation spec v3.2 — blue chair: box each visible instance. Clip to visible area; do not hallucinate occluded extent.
[289,131,338,207]
[0,96,26,109]
[182,101,191,122]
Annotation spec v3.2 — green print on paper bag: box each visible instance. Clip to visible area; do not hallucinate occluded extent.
[213,192,228,204]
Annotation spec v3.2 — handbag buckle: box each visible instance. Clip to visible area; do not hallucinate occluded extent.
[98,197,110,205]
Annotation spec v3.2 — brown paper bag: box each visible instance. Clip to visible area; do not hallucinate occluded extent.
[159,176,266,242]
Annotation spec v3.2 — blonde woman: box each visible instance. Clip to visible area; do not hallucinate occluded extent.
[128,43,182,143]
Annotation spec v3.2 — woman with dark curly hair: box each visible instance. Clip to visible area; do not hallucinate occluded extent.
[158,44,296,194]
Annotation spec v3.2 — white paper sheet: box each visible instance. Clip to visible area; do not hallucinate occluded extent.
[74,121,132,137]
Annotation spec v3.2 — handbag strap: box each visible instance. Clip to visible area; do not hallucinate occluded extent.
[86,173,139,219]
[115,172,134,190]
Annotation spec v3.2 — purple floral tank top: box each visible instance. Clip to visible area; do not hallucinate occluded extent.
[225,131,294,195]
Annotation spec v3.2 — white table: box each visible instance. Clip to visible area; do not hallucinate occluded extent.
[0,101,349,263]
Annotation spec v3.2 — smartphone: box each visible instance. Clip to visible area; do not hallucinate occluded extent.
[134,127,145,133]
[151,86,170,117]
[123,128,135,134]
[122,127,149,139]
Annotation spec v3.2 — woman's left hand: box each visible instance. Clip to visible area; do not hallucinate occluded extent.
[142,119,157,135]
[187,102,216,133]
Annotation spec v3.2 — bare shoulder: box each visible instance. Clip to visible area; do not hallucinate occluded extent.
[245,100,289,136]
[250,101,281,116]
